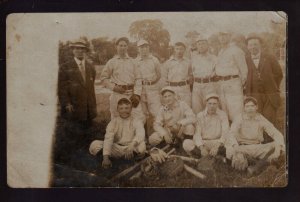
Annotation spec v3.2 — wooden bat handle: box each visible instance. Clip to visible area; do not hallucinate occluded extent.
[183,164,206,179]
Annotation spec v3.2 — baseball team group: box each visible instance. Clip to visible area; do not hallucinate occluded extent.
[58,29,285,174]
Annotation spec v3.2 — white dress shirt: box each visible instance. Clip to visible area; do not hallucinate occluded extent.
[251,52,261,69]
[74,57,86,82]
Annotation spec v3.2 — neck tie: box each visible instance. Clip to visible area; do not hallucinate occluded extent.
[78,61,85,82]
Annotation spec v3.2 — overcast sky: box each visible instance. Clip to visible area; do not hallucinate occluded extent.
[51,12,286,43]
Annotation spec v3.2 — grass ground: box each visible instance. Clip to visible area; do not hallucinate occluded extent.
[52,115,287,187]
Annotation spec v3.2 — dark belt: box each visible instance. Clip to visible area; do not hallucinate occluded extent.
[116,84,134,90]
[194,77,213,84]
[213,75,239,82]
[142,80,155,85]
[202,138,220,141]
[183,135,193,140]
[239,142,261,146]
[168,80,189,86]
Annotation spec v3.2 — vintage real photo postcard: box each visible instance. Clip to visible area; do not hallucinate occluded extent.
[7,12,287,188]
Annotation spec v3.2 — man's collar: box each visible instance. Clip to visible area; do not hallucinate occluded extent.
[74,57,85,65]
[163,101,179,111]
[220,43,229,50]
[196,51,209,56]
[115,54,130,59]
[170,55,176,60]
[243,113,260,120]
[251,51,261,60]
[220,42,235,50]
[170,55,186,61]
[137,54,152,61]
[119,114,132,120]
[203,108,220,116]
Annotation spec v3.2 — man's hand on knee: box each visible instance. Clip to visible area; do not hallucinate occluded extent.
[268,143,284,162]
[209,143,221,157]
[89,140,103,156]
[199,145,209,157]
[124,142,135,160]
[231,152,248,171]
[65,104,74,113]
[102,155,112,169]
[163,133,173,144]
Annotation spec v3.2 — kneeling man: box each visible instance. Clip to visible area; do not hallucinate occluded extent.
[89,98,146,169]
[226,97,285,171]
[183,93,229,157]
[149,86,196,146]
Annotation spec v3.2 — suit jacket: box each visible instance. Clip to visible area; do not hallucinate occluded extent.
[245,52,283,108]
[58,58,97,121]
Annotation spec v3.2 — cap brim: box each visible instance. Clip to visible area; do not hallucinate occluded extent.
[161,89,175,95]
[219,32,230,35]
[206,96,219,101]
[138,43,149,47]
[246,36,263,43]
[196,39,208,42]
[70,44,88,48]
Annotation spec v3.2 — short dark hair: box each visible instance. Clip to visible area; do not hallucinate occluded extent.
[244,96,258,106]
[117,98,132,106]
[115,37,129,45]
[174,42,186,49]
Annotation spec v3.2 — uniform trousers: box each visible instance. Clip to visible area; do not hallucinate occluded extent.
[149,124,195,146]
[192,82,217,114]
[168,85,192,107]
[225,142,276,160]
[89,140,146,158]
[217,78,244,121]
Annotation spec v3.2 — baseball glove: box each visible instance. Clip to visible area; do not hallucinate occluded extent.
[159,156,184,178]
[141,156,184,179]
[196,156,215,172]
[130,94,141,108]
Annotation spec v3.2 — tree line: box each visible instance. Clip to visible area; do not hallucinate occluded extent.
[59,19,286,66]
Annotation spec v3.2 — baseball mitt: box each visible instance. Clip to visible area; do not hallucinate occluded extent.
[159,156,184,178]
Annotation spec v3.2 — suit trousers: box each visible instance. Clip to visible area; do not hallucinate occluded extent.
[251,93,277,126]
[54,118,93,164]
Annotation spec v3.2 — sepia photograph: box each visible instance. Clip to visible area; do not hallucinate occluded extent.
[7,11,287,188]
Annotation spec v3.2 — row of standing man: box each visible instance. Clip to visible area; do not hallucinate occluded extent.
[99,30,283,130]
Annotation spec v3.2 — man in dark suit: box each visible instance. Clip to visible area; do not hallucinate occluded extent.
[56,39,97,164]
[245,34,283,126]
